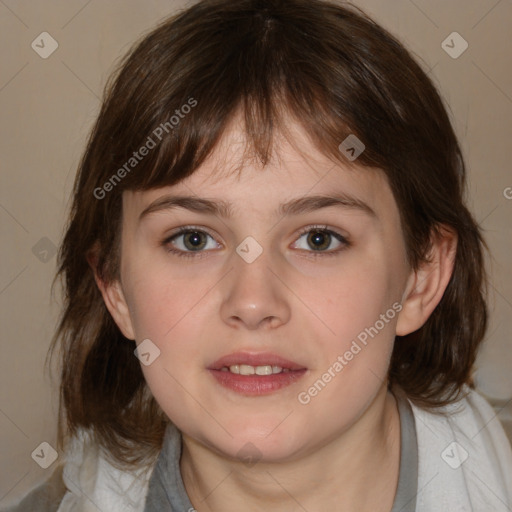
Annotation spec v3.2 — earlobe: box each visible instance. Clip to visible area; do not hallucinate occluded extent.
[396,226,458,337]
[86,247,136,340]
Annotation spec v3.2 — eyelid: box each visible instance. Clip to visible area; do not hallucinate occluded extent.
[162,225,220,259]
[161,223,350,259]
[165,224,217,239]
[291,224,350,257]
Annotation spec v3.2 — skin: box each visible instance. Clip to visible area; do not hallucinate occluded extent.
[93,112,457,511]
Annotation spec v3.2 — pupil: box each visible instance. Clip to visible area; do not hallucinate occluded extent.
[185,231,205,250]
[309,230,329,251]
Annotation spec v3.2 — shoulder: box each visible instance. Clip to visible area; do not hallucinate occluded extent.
[0,463,67,512]
[1,428,158,512]
[409,386,512,511]
[62,427,157,512]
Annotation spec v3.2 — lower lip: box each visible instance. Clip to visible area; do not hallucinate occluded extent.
[208,369,307,396]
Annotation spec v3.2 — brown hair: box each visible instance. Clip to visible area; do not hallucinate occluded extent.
[47,0,489,470]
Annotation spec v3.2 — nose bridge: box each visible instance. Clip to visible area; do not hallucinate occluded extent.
[220,235,290,329]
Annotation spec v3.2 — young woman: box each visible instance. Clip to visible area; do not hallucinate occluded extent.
[4,0,511,510]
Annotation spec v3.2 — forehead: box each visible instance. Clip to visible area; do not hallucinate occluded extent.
[124,114,396,222]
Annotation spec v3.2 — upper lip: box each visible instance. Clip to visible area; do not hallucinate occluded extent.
[208,351,307,371]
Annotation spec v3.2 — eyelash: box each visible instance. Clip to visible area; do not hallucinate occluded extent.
[161,224,350,260]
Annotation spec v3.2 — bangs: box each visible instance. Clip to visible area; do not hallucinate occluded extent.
[90,1,400,197]
[121,90,357,191]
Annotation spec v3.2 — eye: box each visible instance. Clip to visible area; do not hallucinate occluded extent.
[291,225,350,257]
[161,224,350,260]
[162,226,219,259]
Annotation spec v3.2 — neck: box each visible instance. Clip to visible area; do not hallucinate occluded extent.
[180,384,400,512]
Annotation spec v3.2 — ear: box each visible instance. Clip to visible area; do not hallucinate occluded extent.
[86,244,136,340]
[396,225,458,336]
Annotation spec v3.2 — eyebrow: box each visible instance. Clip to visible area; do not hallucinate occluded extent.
[139,192,377,222]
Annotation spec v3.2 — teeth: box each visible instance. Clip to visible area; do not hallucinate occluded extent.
[224,364,286,375]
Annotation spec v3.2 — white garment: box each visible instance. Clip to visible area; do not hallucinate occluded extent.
[55,387,512,512]
[412,388,512,510]
[56,429,157,512]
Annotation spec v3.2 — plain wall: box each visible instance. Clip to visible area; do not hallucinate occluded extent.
[1,0,511,506]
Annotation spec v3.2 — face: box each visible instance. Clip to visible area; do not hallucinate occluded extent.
[108,115,413,463]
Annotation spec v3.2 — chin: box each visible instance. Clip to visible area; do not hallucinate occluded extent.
[215,419,308,462]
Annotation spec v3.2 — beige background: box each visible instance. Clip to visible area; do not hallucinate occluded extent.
[1,0,511,506]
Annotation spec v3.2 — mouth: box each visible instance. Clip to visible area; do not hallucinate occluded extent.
[208,351,306,372]
[207,351,308,396]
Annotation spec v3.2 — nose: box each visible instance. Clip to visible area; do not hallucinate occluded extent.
[220,246,291,330]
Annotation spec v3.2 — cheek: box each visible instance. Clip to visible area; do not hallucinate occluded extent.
[124,258,207,339]
[300,251,399,346]
[295,275,399,433]
[127,270,210,423]
[125,262,212,369]
[293,253,400,419]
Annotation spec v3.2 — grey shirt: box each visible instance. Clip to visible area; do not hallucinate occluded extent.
[143,388,419,511]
